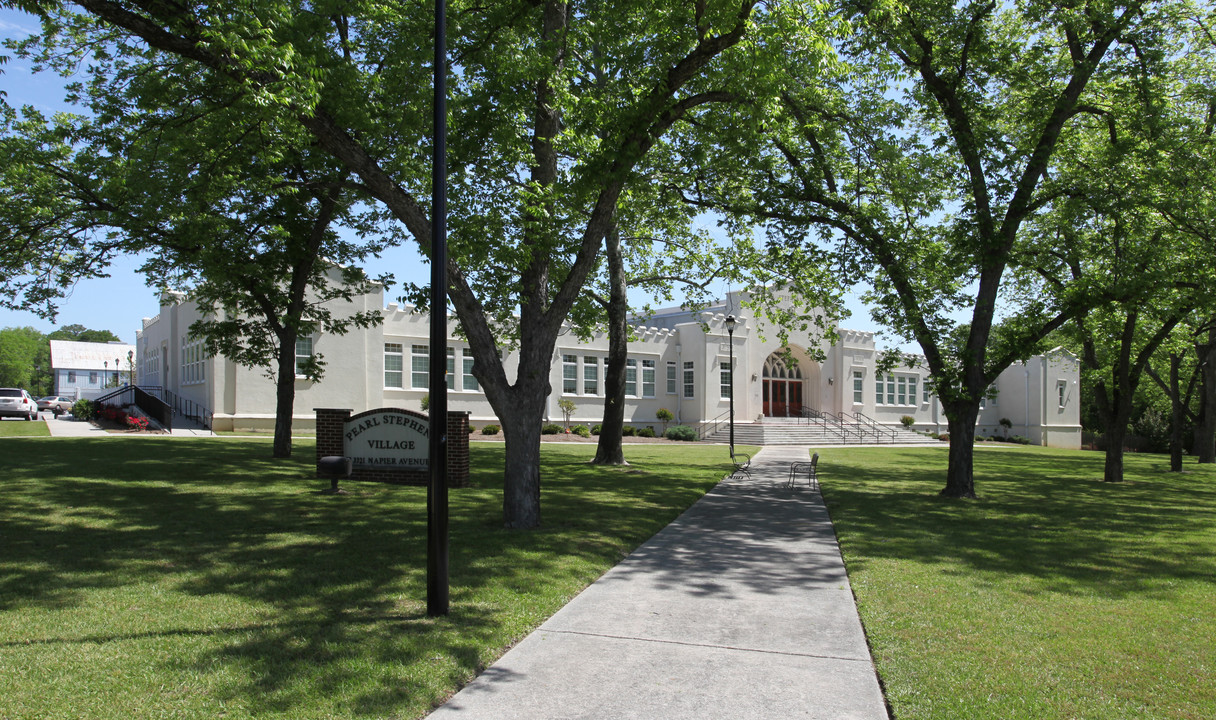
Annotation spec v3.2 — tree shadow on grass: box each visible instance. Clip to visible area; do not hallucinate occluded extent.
[2,438,735,718]
[819,447,1216,600]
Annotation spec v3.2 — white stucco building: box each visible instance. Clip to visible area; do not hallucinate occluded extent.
[135,285,1081,448]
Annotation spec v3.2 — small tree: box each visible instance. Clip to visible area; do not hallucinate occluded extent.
[557,398,577,432]
[656,408,674,434]
[999,418,1013,438]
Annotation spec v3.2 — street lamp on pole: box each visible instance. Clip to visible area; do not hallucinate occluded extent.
[724,315,737,459]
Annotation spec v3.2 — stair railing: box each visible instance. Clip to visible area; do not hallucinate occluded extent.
[849,411,897,443]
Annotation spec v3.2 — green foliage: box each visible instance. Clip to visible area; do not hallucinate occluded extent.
[541,424,563,435]
[637,427,656,438]
[0,326,49,394]
[899,415,915,428]
[420,394,429,412]
[591,424,602,436]
[571,424,590,438]
[481,424,500,436]
[46,324,120,343]
[71,398,94,420]
[621,425,637,437]
[655,408,674,432]
[557,398,576,428]
[664,425,699,442]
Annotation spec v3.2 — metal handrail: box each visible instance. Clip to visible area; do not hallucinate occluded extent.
[849,411,898,443]
[698,409,733,440]
[800,407,862,443]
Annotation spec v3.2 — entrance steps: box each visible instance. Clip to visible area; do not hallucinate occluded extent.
[703,418,941,446]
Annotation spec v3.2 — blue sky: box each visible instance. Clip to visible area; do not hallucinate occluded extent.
[0,7,894,349]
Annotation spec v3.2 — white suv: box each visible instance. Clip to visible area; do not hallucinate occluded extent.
[0,388,39,421]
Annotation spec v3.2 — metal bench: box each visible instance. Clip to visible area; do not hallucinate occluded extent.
[787,452,818,490]
[730,451,751,480]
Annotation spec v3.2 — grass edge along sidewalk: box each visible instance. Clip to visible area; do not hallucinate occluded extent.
[0,438,747,720]
[821,445,1216,720]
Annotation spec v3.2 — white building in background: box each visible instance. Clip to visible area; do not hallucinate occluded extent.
[49,340,137,398]
[135,285,1081,448]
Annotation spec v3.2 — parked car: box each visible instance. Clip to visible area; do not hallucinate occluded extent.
[0,388,39,420]
[37,395,76,416]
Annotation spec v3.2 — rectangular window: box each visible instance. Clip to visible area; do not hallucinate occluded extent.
[720,361,732,400]
[384,343,404,388]
[89,371,98,385]
[563,354,578,394]
[411,345,428,388]
[909,377,918,405]
[446,347,455,390]
[886,374,895,405]
[1058,380,1067,408]
[683,361,695,398]
[897,376,907,405]
[853,371,864,404]
[642,359,656,397]
[988,383,998,407]
[462,349,479,391]
[875,372,884,404]
[182,337,206,385]
[295,337,314,377]
[583,356,598,395]
[68,371,76,384]
[666,361,677,394]
[625,358,638,397]
[923,379,931,404]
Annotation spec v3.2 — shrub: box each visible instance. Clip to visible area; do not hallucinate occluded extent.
[572,424,591,438]
[900,415,915,428]
[542,423,563,435]
[656,408,674,432]
[591,424,602,436]
[1009,435,1031,445]
[420,393,429,412]
[126,415,150,431]
[638,427,656,438]
[622,425,637,437]
[664,425,698,442]
[467,425,476,434]
[481,424,500,435]
[937,432,950,442]
[71,398,95,420]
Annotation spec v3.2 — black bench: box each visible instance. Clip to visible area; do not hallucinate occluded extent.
[787,452,819,490]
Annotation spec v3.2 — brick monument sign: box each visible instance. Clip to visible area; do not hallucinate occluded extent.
[315,407,470,486]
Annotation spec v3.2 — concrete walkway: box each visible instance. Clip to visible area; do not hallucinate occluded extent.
[42,413,213,437]
[427,446,888,720]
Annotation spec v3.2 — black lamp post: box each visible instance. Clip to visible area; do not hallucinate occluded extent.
[725,315,737,459]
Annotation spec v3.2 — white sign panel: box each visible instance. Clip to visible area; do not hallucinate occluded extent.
[344,411,429,469]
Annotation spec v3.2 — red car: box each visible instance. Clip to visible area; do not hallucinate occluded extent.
[0,388,39,421]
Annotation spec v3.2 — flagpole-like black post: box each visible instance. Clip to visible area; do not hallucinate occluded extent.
[427,0,450,617]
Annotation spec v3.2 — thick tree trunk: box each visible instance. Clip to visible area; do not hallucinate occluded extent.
[499,400,545,529]
[941,403,979,498]
[1103,422,1128,483]
[272,331,297,458]
[593,224,628,465]
[1170,353,1183,472]
[1195,327,1216,463]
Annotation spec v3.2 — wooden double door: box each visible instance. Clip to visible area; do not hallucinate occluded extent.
[763,378,803,417]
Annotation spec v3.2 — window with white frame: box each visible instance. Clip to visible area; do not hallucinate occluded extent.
[90,371,98,385]
[875,372,919,406]
[666,361,677,394]
[923,379,932,404]
[462,349,479,391]
[563,354,578,394]
[853,370,864,404]
[720,360,732,399]
[642,359,656,397]
[583,356,598,395]
[411,345,428,388]
[625,358,638,396]
[446,347,455,390]
[182,336,206,385]
[1057,380,1067,408]
[68,371,76,384]
[295,336,314,377]
[683,361,695,398]
[384,343,404,388]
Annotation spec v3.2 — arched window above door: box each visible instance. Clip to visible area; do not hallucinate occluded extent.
[763,354,802,380]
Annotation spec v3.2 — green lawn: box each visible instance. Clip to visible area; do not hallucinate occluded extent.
[820,445,1216,720]
[0,418,50,437]
[0,438,740,720]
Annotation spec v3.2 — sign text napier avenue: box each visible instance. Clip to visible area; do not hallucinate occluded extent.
[344,411,429,469]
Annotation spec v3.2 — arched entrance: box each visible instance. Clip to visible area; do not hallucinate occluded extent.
[763,354,804,418]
